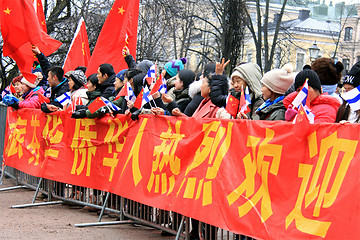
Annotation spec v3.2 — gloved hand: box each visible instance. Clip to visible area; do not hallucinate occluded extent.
[285,105,298,121]
[131,108,141,121]
[75,105,88,111]
[71,109,87,119]
[2,94,19,106]
[9,101,19,110]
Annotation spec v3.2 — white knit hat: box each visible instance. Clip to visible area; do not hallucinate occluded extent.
[21,76,40,89]
[261,64,295,95]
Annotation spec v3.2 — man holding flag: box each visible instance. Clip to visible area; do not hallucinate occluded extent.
[41,66,70,113]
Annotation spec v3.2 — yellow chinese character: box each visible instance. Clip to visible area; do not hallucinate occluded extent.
[5,116,27,158]
[120,118,148,186]
[177,121,233,206]
[286,131,357,238]
[27,115,41,166]
[227,128,282,223]
[42,115,64,158]
[71,119,97,177]
[147,120,184,195]
[103,118,129,181]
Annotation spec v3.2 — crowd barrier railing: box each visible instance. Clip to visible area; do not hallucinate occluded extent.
[0,103,252,240]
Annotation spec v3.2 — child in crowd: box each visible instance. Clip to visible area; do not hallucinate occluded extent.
[68,70,89,105]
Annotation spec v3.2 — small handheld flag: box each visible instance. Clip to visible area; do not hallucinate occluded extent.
[225,94,240,118]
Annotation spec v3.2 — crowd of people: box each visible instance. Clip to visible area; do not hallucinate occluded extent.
[2,45,360,125]
[2,46,360,240]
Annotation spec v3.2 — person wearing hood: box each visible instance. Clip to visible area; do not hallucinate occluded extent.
[162,69,195,114]
[256,64,295,120]
[336,61,360,123]
[284,65,341,123]
[97,63,116,99]
[3,76,45,109]
[210,61,264,120]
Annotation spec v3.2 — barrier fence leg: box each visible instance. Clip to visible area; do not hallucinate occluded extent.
[31,178,43,204]
[11,179,62,209]
[0,165,6,185]
[97,192,110,222]
[175,216,185,240]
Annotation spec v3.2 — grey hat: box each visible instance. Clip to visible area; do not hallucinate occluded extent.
[70,70,87,86]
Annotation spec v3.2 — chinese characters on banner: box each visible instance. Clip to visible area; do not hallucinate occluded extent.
[4,108,360,240]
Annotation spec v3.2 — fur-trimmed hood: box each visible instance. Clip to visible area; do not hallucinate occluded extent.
[188,79,203,99]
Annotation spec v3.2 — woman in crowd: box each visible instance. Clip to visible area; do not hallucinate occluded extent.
[3,76,44,109]
[336,61,360,123]
[210,61,264,120]
[284,65,340,123]
[256,64,295,120]
[68,69,89,105]
[162,69,195,114]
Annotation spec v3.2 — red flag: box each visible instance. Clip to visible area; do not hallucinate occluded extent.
[87,97,106,114]
[116,86,127,100]
[0,0,61,83]
[85,0,140,76]
[33,0,47,33]
[37,91,50,104]
[150,75,163,95]
[133,88,144,109]
[9,83,16,94]
[63,17,91,73]
[225,94,240,118]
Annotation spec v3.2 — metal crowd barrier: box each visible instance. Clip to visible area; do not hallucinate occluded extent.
[0,104,252,239]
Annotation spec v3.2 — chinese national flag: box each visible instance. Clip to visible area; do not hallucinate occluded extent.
[150,75,163,95]
[225,94,240,118]
[85,0,140,76]
[0,0,62,82]
[33,0,47,33]
[63,17,91,73]
[38,91,50,104]
[116,86,127,100]
[87,97,106,114]
[133,88,144,109]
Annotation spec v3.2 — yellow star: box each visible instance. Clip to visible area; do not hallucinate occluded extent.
[41,21,46,26]
[3,7,11,15]
[118,6,125,15]
[300,110,304,115]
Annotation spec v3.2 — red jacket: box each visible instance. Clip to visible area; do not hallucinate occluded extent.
[19,88,45,109]
[283,92,340,123]
[192,98,219,119]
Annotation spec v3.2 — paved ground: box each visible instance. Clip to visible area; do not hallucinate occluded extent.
[0,177,175,240]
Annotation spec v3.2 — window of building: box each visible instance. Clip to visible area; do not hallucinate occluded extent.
[343,59,350,74]
[344,27,353,41]
[296,53,305,72]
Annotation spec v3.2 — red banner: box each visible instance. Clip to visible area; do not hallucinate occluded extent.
[3,108,360,240]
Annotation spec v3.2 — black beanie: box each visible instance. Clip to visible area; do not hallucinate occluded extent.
[178,69,195,89]
[295,65,322,93]
[343,61,360,88]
